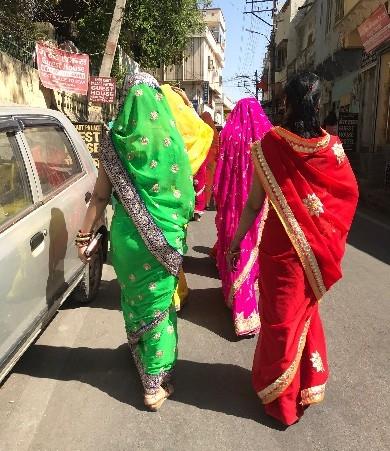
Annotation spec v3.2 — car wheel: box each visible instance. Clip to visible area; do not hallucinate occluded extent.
[72,244,104,304]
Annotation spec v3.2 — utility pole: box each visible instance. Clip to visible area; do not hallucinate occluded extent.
[255,69,259,100]
[245,0,278,118]
[270,0,277,118]
[89,0,127,121]
[100,0,127,76]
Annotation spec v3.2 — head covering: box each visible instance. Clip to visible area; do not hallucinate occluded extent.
[214,98,271,207]
[160,84,213,175]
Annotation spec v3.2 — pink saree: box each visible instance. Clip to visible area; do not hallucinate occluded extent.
[213,98,271,336]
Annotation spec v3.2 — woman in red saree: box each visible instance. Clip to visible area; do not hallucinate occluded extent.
[228,73,359,425]
[193,112,219,220]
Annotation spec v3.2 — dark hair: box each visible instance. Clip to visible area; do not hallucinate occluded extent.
[283,72,322,138]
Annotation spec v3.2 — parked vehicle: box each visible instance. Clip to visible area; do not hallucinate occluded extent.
[0,107,108,383]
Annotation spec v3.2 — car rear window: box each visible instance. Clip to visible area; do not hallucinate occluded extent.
[0,131,33,226]
[24,125,82,196]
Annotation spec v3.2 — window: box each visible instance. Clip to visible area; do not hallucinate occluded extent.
[335,0,344,22]
[0,131,33,226]
[24,125,82,196]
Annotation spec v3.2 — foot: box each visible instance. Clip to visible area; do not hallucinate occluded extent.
[193,213,201,222]
[144,384,174,411]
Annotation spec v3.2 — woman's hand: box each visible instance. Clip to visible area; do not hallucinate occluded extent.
[172,86,192,107]
[78,246,91,264]
[226,247,240,272]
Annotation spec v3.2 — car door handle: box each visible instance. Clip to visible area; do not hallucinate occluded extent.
[30,231,45,252]
[85,191,92,203]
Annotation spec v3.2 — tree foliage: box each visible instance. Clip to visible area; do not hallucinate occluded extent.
[0,0,209,72]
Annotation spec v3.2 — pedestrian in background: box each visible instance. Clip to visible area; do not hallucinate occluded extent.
[161,84,213,309]
[214,98,271,336]
[228,72,359,425]
[76,72,194,411]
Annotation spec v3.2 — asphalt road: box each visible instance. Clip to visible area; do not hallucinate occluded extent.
[0,210,389,451]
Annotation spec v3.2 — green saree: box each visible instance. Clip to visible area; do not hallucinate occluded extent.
[100,72,194,396]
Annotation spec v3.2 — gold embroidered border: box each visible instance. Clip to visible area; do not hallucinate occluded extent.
[301,384,326,406]
[258,319,311,404]
[234,310,261,335]
[274,126,330,153]
[251,141,326,301]
[227,200,269,308]
[196,185,205,197]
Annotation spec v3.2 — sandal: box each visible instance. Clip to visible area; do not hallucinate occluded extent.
[144,383,174,411]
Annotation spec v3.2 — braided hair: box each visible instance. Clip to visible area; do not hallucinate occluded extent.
[283,72,322,139]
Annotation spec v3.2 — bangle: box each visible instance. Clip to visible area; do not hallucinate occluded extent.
[75,230,93,248]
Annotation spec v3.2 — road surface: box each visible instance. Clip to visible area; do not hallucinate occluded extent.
[0,210,389,451]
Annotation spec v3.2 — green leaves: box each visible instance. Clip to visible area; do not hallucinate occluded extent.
[2,0,207,74]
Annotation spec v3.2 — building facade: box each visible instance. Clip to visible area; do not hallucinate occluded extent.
[152,8,232,124]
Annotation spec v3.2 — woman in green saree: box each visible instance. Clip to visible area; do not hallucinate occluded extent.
[77,72,194,410]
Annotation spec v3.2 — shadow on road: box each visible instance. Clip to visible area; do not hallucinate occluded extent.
[183,255,219,280]
[180,287,241,342]
[62,278,121,311]
[192,245,213,256]
[347,212,390,264]
[12,344,285,430]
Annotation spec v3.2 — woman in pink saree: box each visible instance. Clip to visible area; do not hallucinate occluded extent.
[213,98,271,336]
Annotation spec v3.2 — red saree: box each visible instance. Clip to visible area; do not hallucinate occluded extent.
[251,126,359,425]
[194,113,219,214]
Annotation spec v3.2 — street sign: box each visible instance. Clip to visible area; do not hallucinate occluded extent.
[89,76,116,103]
[73,122,103,168]
[202,81,209,103]
[358,5,390,54]
[192,99,199,112]
[36,42,89,95]
[338,112,359,152]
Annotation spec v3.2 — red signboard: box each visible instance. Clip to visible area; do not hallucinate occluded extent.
[36,43,89,95]
[358,5,390,54]
[89,76,116,103]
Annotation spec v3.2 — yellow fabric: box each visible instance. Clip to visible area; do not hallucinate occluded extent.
[173,268,189,311]
[161,84,213,175]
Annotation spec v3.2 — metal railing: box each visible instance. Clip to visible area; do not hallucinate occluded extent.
[0,33,36,68]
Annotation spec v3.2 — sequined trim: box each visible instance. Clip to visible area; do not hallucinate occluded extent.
[128,341,172,395]
[126,309,168,345]
[227,200,269,308]
[257,319,311,404]
[310,351,325,372]
[301,384,326,406]
[101,135,182,276]
[332,142,346,165]
[251,141,326,301]
[302,193,324,217]
[195,185,205,197]
[234,310,261,336]
[124,72,160,91]
[274,126,330,153]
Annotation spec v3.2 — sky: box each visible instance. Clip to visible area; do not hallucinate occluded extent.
[211,0,275,103]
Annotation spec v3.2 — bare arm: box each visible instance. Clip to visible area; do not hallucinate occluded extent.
[78,164,112,262]
[227,175,266,267]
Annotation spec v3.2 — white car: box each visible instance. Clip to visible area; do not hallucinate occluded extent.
[0,107,108,383]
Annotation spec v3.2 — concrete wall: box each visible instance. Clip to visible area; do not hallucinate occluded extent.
[0,51,48,107]
[375,52,390,149]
